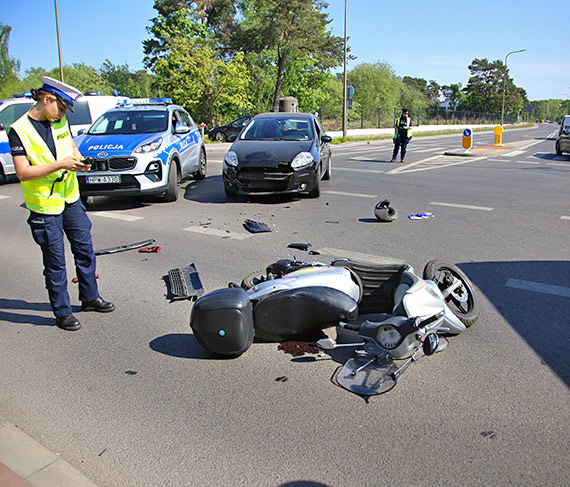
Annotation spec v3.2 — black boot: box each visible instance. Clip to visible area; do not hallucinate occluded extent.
[81,297,115,313]
[56,314,81,331]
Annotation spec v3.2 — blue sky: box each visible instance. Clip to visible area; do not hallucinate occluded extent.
[3,0,568,101]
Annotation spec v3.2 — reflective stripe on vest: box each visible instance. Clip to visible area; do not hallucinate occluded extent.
[10,113,79,214]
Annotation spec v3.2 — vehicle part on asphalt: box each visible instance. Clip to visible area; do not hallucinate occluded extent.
[167,263,204,301]
[408,212,434,220]
[243,219,272,233]
[95,239,156,255]
[138,246,162,253]
[374,199,398,222]
[288,243,311,251]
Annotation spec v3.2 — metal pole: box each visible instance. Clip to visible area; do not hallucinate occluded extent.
[54,0,64,82]
[342,0,347,138]
[501,49,525,126]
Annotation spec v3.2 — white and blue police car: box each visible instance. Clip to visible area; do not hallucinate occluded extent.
[75,98,206,202]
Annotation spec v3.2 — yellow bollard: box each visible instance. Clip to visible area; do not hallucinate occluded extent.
[462,128,473,153]
[493,125,504,146]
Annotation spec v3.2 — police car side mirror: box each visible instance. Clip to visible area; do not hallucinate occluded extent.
[175,125,191,135]
[77,128,87,135]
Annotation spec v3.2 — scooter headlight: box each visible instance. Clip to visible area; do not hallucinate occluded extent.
[376,325,402,350]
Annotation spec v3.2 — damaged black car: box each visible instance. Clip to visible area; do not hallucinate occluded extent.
[222,113,332,199]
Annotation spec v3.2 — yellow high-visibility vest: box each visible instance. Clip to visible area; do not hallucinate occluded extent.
[394,116,412,138]
[10,113,79,214]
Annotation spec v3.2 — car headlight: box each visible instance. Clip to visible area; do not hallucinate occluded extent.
[134,138,163,153]
[224,151,238,167]
[291,152,313,170]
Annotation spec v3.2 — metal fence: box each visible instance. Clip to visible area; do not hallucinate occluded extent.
[318,107,525,132]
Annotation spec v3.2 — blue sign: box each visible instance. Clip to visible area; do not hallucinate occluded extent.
[463,128,472,137]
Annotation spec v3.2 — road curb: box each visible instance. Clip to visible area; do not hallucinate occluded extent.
[0,417,98,487]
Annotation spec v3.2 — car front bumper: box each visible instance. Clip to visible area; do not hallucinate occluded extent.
[223,164,318,195]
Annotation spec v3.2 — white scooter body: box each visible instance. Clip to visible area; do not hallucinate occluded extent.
[401,280,466,335]
[247,265,361,303]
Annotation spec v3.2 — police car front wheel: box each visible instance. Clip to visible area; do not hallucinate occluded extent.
[164,163,179,202]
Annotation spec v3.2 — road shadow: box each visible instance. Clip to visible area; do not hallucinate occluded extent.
[460,260,570,387]
[149,333,220,360]
[0,298,55,326]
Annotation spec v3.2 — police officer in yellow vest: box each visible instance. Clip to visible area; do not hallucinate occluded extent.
[391,108,412,162]
[8,76,114,331]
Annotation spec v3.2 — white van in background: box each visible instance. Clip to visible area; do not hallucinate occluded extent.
[0,93,124,183]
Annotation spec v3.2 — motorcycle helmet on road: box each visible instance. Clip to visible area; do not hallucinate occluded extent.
[374,199,398,222]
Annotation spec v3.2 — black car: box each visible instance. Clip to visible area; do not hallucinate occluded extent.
[222,113,332,198]
[208,115,252,142]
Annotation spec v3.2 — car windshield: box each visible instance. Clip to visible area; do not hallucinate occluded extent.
[88,109,168,135]
[239,117,313,141]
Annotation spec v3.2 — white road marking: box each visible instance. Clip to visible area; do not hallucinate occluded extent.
[0,195,11,200]
[547,162,570,167]
[501,150,526,158]
[386,155,484,174]
[334,167,385,174]
[429,201,494,211]
[561,216,570,220]
[183,225,251,240]
[414,147,446,153]
[91,211,143,221]
[505,278,570,298]
[322,190,377,198]
[516,160,540,165]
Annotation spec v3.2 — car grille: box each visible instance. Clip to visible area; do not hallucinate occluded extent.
[85,157,137,172]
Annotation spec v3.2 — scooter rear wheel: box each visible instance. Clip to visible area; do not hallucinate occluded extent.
[423,260,479,327]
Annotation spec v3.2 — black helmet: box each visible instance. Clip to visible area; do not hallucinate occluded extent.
[374,199,398,222]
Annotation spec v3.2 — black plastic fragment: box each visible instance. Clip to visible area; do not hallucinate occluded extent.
[288,243,311,251]
[95,239,155,256]
[167,263,204,301]
[243,219,272,233]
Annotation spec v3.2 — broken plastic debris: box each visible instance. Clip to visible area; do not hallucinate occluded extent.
[243,219,272,233]
[408,212,434,220]
[288,243,311,251]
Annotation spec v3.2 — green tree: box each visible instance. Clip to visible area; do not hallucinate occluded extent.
[348,62,400,119]
[463,58,504,112]
[235,0,344,112]
[441,83,463,110]
[145,7,250,125]
[100,60,153,97]
[0,24,23,98]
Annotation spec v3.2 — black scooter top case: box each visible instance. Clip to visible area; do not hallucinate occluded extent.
[190,287,254,357]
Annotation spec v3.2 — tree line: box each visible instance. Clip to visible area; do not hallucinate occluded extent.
[0,2,560,129]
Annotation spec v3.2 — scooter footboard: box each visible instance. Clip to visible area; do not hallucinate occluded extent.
[253,286,358,341]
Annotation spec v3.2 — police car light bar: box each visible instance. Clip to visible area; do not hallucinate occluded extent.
[117,97,172,106]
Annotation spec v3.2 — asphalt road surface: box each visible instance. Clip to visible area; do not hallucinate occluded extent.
[1,123,568,487]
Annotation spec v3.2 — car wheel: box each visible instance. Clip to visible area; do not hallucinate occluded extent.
[215,132,226,142]
[194,149,207,180]
[322,156,332,180]
[164,162,179,202]
[555,142,562,156]
[307,166,321,198]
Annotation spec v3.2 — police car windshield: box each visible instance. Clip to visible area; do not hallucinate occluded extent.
[88,110,168,135]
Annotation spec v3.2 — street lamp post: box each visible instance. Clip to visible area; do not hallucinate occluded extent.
[342,0,348,138]
[54,0,64,82]
[501,49,526,126]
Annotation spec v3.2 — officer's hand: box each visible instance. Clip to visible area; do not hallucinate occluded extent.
[60,156,90,172]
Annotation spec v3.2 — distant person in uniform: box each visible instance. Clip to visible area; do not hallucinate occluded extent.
[8,76,114,331]
[391,109,412,162]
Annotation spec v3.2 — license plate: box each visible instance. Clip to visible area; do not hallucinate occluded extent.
[86,175,120,184]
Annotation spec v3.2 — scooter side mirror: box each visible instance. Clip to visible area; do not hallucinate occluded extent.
[423,333,440,356]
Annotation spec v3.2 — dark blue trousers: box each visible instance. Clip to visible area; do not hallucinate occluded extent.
[27,199,99,318]
[392,136,410,160]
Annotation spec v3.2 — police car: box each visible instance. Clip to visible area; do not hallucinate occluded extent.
[75,98,206,202]
[0,93,123,183]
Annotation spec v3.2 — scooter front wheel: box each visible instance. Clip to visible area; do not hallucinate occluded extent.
[423,260,479,327]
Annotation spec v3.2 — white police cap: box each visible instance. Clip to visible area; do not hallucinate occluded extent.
[40,76,82,112]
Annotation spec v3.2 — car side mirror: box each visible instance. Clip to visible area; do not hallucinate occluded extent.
[175,125,191,135]
[228,134,237,142]
[321,135,332,143]
[77,128,86,135]
[0,122,4,131]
